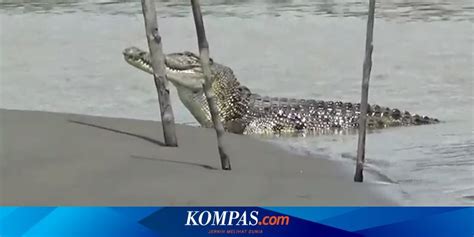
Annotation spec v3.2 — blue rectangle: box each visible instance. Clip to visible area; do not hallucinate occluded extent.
[0,207,471,237]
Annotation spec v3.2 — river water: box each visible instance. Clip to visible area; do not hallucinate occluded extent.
[1,0,472,205]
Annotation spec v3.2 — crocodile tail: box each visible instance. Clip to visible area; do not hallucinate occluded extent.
[405,112,440,125]
[366,104,440,127]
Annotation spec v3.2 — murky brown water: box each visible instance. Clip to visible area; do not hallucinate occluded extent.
[1,0,473,205]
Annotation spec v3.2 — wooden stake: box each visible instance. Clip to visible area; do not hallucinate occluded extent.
[190,0,231,170]
[141,0,178,147]
[354,0,376,182]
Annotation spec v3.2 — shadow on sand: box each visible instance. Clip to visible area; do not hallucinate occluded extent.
[131,155,218,170]
[68,119,167,146]
[69,119,218,170]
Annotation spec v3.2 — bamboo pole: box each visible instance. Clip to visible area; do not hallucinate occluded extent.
[354,0,376,182]
[190,0,231,170]
[140,0,178,147]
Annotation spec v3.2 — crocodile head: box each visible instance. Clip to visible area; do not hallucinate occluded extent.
[123,47,206,92]
[123,46,249,129]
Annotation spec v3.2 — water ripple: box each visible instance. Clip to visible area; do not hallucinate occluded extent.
[1,0,473,22]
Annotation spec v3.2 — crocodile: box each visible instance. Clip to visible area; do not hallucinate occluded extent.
[123,46,439,135]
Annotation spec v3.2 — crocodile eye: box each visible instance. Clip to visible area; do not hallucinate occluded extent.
[184,51,198,58]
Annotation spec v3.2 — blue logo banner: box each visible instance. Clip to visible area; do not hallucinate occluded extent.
[0,207,472,237]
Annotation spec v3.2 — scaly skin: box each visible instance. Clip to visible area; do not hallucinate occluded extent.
[122,47,439,135]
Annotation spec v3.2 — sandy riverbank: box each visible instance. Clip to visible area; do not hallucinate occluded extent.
[0,109,401,205]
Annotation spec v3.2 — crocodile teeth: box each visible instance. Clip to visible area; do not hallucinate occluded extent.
[136,57,194,74]
[167,67,194,74]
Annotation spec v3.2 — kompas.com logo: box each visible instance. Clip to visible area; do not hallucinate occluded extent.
[184,210,290,226]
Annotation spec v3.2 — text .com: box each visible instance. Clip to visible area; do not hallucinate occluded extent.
[185,211,290,226]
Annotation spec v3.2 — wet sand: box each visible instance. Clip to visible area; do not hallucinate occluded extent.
[0,109,401,206]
